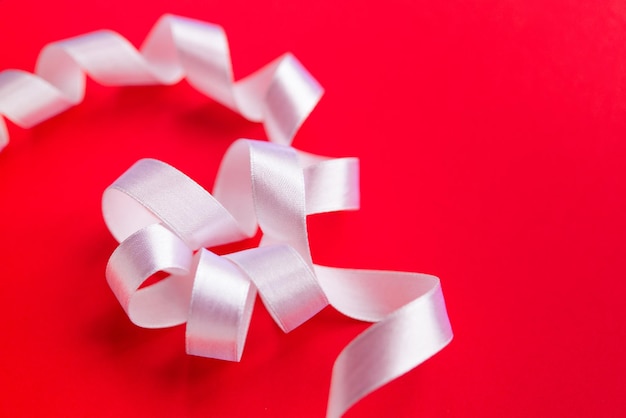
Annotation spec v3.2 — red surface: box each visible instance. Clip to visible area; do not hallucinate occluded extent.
[1,1,625,417]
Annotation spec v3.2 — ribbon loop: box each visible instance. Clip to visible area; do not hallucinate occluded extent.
[102,158,246,249]
[155,15,238,110]
[105,223,194,328]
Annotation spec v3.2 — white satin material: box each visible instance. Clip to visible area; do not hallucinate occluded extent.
[0,14,322,149]
[0,15,453,417]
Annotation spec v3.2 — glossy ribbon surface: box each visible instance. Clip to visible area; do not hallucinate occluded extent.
[0,14,453,417]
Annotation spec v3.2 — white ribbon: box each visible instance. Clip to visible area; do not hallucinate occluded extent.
[0,14,453,417]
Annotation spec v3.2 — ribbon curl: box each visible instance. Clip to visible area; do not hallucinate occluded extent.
[0,14,320,149]
[0,14,453,417]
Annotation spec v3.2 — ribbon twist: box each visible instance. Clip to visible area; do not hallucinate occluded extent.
[0,14,321,149]
[0,15,453,417]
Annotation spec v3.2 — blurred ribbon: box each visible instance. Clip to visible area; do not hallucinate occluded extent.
[0,14,453,417]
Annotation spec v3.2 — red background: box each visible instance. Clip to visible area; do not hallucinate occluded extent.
[1,1,625,417]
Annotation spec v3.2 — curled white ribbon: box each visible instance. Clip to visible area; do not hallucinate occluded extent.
[0,14,453,417]
[0,14,321,149]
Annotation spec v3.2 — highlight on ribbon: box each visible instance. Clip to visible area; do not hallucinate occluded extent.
[0,14,453,417]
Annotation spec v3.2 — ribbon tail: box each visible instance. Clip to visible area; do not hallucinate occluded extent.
[316,266,453,417]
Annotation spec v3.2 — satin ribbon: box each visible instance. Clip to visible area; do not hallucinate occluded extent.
[0,14,453,417]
